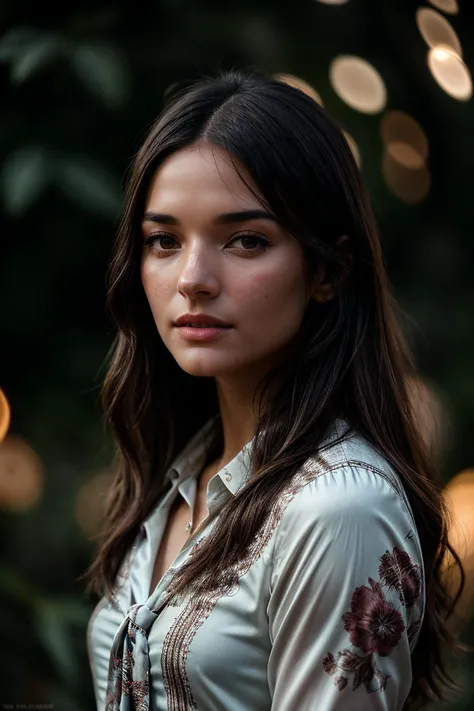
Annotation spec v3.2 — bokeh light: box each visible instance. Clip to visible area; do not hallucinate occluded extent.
[382,150,431,205]
[416,7,462,57]
[380,111,429,169]
[0,388,11,443]
[428,46,473,101]
[428,0,459,16]
[380,104,432,207]
[443,470,474,620]
[329,55,387,114]
[387,143,425,170]
[0,435,45,512]
[274,73,323,105]
[75,469,114,538]
[315,0,351,5]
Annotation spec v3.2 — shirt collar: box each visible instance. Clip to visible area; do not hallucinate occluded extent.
[162,415,347,496]
[215,434,255,495]
[163,413,220,488]
[163,413,255,496]
[141,417,347,537]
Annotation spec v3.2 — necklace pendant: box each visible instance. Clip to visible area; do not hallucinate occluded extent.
[185,521,192,534]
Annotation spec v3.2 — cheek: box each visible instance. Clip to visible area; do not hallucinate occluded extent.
[141,259,173,300]
[241,266,305,315]
[140,256,153,289]
[238,272,269,302]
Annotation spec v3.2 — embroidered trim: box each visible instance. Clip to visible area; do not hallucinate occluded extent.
[159,455,421,709]
[345,460,414,525]
[160,455,331,710]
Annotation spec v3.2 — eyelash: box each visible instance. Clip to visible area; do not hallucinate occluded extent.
[143,230,270,255]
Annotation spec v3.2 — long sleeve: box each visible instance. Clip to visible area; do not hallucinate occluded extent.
[267,463,424,711]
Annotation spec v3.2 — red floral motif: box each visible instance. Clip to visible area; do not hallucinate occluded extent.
[322,652,336,674]
[342,578,406,656]
[379,546,421,608]
[322,649,390,693]
[323,545,421,695]
[334,675,348,690]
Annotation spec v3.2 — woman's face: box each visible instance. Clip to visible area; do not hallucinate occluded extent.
[141,142,316,382]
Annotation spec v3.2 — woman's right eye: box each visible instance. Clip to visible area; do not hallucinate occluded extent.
[143,233,178,250]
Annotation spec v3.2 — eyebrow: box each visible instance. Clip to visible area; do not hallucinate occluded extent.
[142,209,278,225]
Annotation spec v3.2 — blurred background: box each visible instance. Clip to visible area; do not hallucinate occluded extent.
[1,0,474,708]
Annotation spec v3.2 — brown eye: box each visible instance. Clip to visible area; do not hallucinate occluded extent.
[143,234,179,250]
[229,232,270,252]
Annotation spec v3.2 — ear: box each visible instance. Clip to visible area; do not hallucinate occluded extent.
[311,234,350,303]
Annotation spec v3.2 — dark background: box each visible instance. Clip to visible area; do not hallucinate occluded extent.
[1,0,473,708]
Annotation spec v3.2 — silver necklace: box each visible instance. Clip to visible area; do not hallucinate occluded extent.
[185,456,223,535]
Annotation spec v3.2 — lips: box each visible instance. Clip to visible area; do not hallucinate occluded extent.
[177,323,232,328]
[174,314,233,327]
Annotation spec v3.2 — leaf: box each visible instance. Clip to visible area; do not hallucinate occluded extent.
[70,42,129,107]
[337,649,367,672]
[1,147,49,215]
[353,655,374,691]
[0,563,42,607]
[35,601,78,684]
[10,33,61,83]
[54,155,121,218]
[334,675,348,691]
[365,659,390,693]
[52,596,90,626]
[0,26,39,61]
[322,651,336,675]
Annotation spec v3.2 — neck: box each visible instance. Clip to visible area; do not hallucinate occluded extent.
[206,353,289,480]
[212,376,258,469]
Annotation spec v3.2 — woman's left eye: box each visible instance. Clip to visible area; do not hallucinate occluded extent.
[228,232,270,252]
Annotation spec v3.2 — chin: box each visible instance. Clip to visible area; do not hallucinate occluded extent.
[176,363,230,378]
[172,353,247,379]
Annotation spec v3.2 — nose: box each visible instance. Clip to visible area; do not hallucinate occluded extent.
[177,247,220,299]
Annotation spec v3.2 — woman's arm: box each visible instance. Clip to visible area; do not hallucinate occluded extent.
[267,463,424,711]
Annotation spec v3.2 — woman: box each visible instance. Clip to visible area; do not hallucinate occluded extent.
[83,69,463,710]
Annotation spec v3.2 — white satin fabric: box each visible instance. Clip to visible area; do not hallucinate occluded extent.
[87,416,425,711]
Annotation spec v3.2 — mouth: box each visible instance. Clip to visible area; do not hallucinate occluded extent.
[174,323,233,340]
[176,324,233,329]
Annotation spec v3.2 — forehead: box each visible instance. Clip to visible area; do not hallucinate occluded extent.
[145,143,264,212]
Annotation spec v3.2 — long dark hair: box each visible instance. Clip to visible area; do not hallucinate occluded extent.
[82,69,464,708]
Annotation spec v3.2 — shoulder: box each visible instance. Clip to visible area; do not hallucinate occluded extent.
[268,421,425,621]
[266,424,426,675]
[274,420,417,543]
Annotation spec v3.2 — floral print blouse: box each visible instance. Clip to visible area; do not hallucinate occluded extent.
[87,415,425,710]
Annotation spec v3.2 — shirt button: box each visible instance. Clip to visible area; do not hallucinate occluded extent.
[225,471,232,482]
